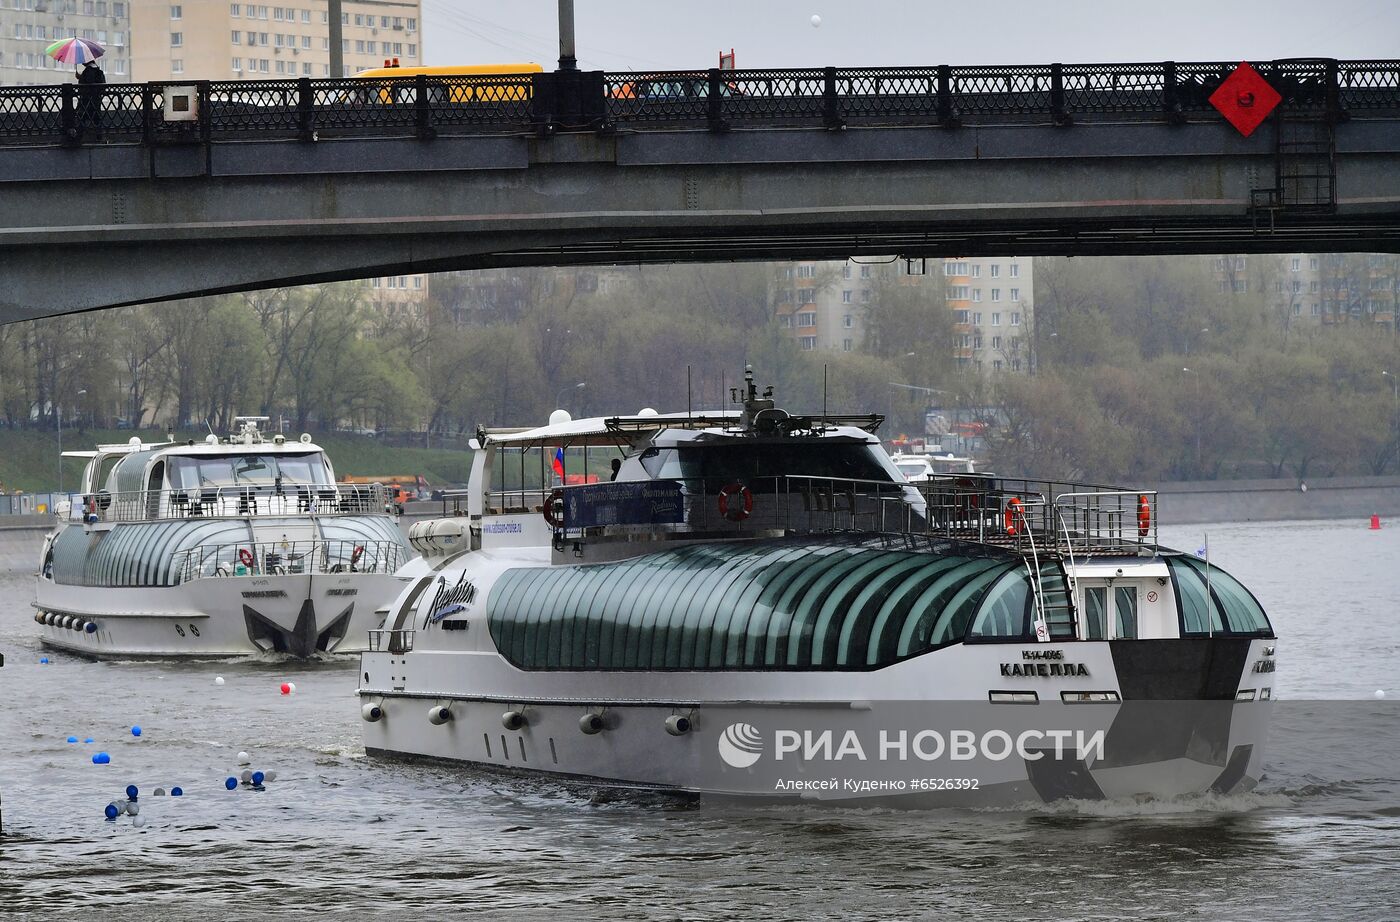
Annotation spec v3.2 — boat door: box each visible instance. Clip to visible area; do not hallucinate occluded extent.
[1080,581,1140,640]
[145,460,165,519]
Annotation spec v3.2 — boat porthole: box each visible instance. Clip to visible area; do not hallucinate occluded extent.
[175,624,185,637]
[190,624,200,636]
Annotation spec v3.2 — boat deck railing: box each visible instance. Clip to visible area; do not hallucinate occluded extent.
[367,629,415,654]
[173,538,407,583]
[69,483,390,524]
[545,473,1158,559]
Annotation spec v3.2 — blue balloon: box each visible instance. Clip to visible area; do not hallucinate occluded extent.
[92,752,110,764]
[131,726,142,737]
[251,771,265,785]
[104,803,119,820]
[39,657,49,664]
[84,622,97,634]
[170,787,183,797]
[224,777,237,790]
[66,736,78,743]
[126,784,138,800]
[84,738,94,744]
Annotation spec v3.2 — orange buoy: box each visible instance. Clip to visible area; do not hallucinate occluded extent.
[1371,514,1382,530]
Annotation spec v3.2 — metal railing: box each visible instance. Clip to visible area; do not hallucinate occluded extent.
[1,59,1396,147]
[69,483,389,523]
[173,538,407,583]
[546,473,1158,559]
[367,628,415,653]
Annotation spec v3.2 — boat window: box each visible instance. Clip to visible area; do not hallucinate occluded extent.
[966,568,1033,639]
[674,443,895,488]
[167,453,329,490]
[1084,587,1107,640]
[487,539,1016,672]
[1166,557,1272,636]
[1115,586,1139,639]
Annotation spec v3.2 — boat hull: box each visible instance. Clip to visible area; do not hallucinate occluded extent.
[359,639,1275,806]
[36,571,408,657]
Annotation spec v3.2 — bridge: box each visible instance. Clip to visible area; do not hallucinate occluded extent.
[1,59,1399,322]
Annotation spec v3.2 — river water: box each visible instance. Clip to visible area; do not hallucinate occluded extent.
[0,518,1397,920]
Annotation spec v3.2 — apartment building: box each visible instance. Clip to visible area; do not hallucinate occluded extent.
[1212,253,1399,329]
[130,0,420,81]
[0,0,131,86]
[773,256,1034,373]
[364,272,428,321]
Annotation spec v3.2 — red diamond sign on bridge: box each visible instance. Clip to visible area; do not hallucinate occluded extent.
[1209,62,1282,137]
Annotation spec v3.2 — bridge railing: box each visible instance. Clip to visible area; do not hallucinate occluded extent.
[2,60,1397,147]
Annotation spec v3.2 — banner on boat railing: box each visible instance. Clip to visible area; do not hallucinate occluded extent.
[564,481,684,528]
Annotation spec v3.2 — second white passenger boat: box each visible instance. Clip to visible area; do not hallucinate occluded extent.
[360,371,1277,806]
[35,418,411,657]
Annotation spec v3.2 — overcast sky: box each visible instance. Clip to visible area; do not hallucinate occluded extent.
[422,1,1400,71]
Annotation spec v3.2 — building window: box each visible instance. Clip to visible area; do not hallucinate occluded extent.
[800,337,817,351]
[972,290,982,302]
[169,4,181,18]
[973,334,982,349]
[1292,280,1302,293]
[1311,280,1320,292]
[954,309,970,323]
[973,312,982,324]
[797,312,817,327]
[990,265,1000,278]
[371,277,381,289]
[992,335,1002,349]
[841,290,852,303]
[991,288,1001,302]
[1292,303,1302,316]
[860,265,871,279]
[232,30,241,43]
[231,56,242,71]
[991,312,1001,326]
[301,8,310,22]
[797,265,815,278]
[1214,258,1226,270]
[1309,256,1319,271]
[1291,257,1301,272]
[414,277,423,289]
[778,315,792,328]
[1009,264,1020,278]
[170,32,182,46]
[230,2,240,14]
[171,58,183,73]
[1009,288,1020,301]
[993,359,1003,371]
[842,264,852,279]
[945,261,969,277]
[958,334,972,348]
[946,286,970,300]
[1232,280,1246,293]
[1010,312,1021,326]
[861,289,872,303]
[970,265,981,278]
[842,339,853,352]
[797,289,816,304]
[843,314,853,328]
[407,17,417,30]
[1235,257,1245,270]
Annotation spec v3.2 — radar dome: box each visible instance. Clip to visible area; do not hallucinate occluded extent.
[549,409,572,427]
[204,434,219,445]
[128,436,142,447]
[638,407,659,417]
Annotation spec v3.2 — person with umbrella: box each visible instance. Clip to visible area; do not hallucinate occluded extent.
[45,37,106,140]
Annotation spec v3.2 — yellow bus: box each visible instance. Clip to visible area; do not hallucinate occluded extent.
[352,62,543,104]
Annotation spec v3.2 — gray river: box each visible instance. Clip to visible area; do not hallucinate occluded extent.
[0,518,1397,920]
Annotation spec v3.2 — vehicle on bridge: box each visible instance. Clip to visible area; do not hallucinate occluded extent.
[359,368,1276,806]
[35,418,411,658]
[351,61,542,104]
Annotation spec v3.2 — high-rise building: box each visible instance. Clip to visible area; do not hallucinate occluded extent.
[130,0,421,82]
[364,272,429,322]
[1210,253,1399,330]
[773,256,1034,373]
[0,0,132,86]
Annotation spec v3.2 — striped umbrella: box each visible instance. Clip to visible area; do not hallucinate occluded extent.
[45,37,105,67]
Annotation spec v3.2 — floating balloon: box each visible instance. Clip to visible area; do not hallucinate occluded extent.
[154,788,167,797]
[237,751,250,765]
[132,815,145,828]
[84,738,94,744]
[225,777,238,790]
[126,801,140,816]
[263,771,277,782]
[104,802,120,820]
[280,682,291,695]
[239,769,253,784]
[67,736,78,743]
[810,13,822,26]
[171,787,183,797]
[126,784,138,800]
[1376,689,1387,700]
[214,676,225,686]
[131,726,142,738]
[251,771,265,786]
[91,752,110,764]
[39,657,49,664]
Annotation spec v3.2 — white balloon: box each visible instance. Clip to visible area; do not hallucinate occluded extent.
[237,751,251,765]
[810,13,822,27]
[287,682,297,694]
[1375,689,1387,700]
[214,676,225,686]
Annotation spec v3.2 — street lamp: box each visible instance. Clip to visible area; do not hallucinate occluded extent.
[57,388,87,496]
[1182,368,1200,475]
[1384,371,1399,474]
[555,381,586,414]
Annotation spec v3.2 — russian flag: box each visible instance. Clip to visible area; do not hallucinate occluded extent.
[552,447,564,478]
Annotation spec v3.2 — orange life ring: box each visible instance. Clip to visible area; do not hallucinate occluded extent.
[717,482,754,522]
[542,488,565,529]
[1004,496,1023,536]
[1137,494,1151,537]
[238,547,255,568]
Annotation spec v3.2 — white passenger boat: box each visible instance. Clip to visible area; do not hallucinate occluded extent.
[359,370,1276,806]
[36,418,411,657]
